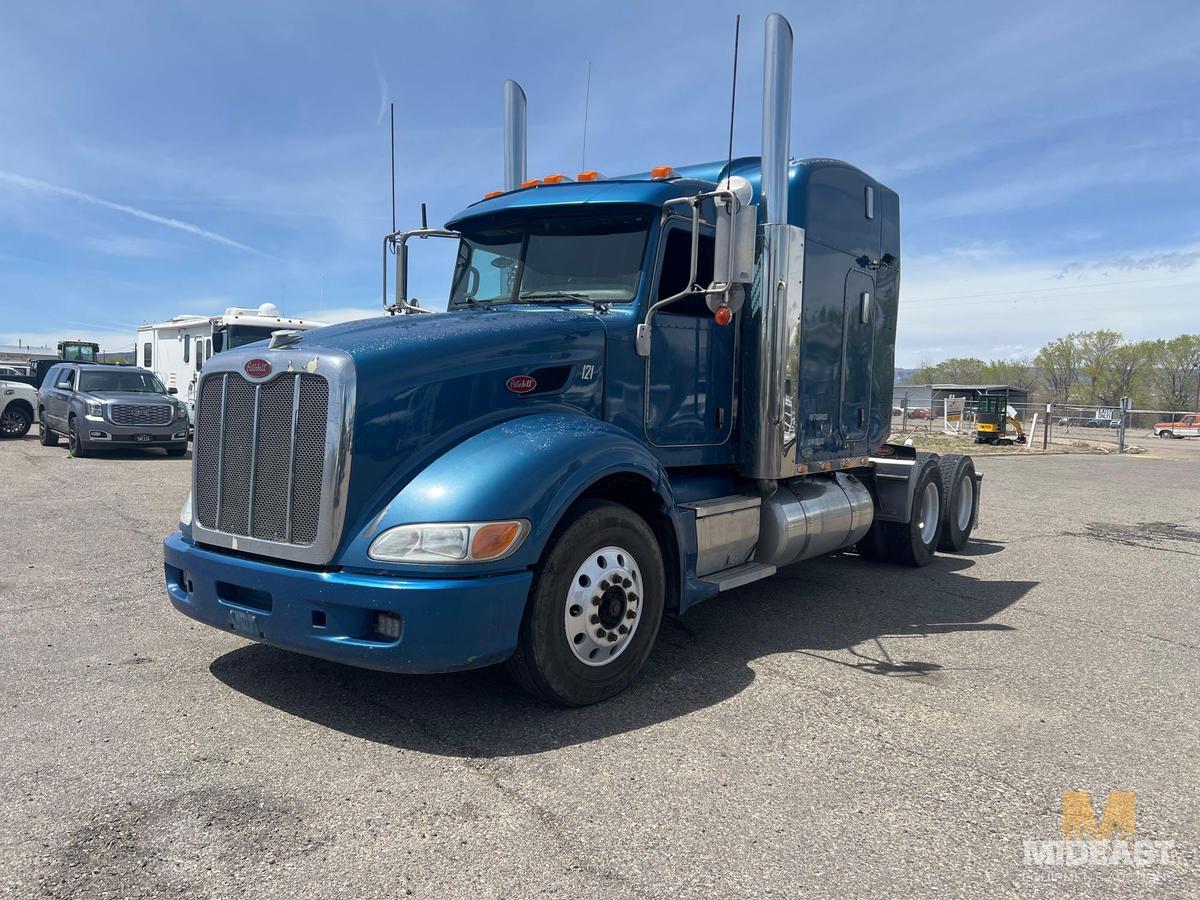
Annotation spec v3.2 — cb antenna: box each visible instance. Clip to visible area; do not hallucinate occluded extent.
[725,14,741,181]
[390,101,397,233]
[581,61,592,172]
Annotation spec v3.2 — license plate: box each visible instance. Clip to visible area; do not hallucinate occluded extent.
[229,608,259,636]
[134,434,151,442]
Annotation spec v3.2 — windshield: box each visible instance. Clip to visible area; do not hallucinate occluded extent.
[61,343,98,362]
[448,212,650,308]
[80,369,167,394]
[222,325,280,349]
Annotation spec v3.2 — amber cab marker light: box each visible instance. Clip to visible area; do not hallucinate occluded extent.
[542,173,572,184]
[577,171,605,182]
[520,178,542,189]
[650,165,674,179]
[483,190,503,199]
[471,522,525,561]
[714,305,733,327]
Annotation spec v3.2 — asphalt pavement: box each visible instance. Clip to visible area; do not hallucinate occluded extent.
[1,435,1197,898]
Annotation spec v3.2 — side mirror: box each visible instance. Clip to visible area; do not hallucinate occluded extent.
[168,387,178,395]
[709,176,756,314]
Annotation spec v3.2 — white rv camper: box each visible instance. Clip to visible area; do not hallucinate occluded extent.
[135,304,325,419]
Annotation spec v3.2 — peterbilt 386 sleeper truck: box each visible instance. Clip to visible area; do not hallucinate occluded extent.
[164,14,981,706]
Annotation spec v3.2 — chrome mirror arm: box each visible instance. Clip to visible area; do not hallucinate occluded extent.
[382,227,461,315]
[636,190,739,357]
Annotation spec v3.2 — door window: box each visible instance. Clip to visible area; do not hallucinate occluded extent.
[143,342,152,368]
[57,369,75,390]
[183,335,190,364]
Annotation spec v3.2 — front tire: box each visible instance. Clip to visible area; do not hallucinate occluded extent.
[936,454,977,552]
[67,416,90,458]
[1159,430,1174,440]
[507,500,665,706]
[165,443,188,458]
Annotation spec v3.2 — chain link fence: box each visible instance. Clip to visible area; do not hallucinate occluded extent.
[890,391,1200,452]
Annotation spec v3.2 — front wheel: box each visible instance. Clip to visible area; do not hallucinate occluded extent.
[507,500,665,706]
[165,443,188,458]
[1159,431,1174,440]
[67,417,90,458]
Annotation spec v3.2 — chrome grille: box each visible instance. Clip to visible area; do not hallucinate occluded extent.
[194,372,329,546]
[111,403,173,426]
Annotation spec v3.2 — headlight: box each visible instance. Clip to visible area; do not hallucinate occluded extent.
[368,520,529,563]
[176,403,190,421]
[179,491,193,527]
[86,400,104,417]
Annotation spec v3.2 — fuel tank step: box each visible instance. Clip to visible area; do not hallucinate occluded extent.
[699,562,777,592]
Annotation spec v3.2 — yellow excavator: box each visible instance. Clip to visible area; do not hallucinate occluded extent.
[975,392,1026,444]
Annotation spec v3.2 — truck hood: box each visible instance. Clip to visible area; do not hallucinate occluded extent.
[286,307,608,542]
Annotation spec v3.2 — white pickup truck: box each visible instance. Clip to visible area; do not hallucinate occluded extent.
[1,379,38,438]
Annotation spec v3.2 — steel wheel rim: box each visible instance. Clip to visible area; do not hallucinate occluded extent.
[563,545,643,667]
[955,473,974,532]
[0,410,24,434]
[918,481,939,546]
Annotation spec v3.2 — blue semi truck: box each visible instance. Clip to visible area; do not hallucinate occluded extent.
[164,14,981,705]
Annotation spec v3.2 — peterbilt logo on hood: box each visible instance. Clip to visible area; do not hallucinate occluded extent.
[506,374,537,394]
[244,358,272,378]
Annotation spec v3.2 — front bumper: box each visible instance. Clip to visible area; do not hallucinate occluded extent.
[163,532,532,673]
[86,418,188,443]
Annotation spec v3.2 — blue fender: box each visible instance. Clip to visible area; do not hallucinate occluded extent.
[338,412,691,585]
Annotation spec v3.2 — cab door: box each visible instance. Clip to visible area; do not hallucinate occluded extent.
[840,270,875,441]
[644,225,735,447]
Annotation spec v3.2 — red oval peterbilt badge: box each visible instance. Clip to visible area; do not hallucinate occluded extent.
[244,358,272,378]
[506,374,537,394]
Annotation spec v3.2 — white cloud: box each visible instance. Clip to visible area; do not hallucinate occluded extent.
[897,242,1200,366]
[0,170,267,256]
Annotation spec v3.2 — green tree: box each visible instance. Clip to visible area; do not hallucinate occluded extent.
[1104,341,1152,407]
[1147,335,1200,409]
[1075,330,1123,405]
[980,357,1039,396]
[1035,336,1080,403]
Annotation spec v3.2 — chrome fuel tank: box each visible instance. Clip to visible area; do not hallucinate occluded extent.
[756,473,873,567]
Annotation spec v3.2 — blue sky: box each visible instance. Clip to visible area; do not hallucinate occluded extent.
[1,1,1197,366]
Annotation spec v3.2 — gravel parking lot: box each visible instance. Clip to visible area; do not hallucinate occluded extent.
[1,435,1197,898]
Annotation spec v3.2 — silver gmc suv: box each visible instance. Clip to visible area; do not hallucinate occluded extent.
[37,363,190,458]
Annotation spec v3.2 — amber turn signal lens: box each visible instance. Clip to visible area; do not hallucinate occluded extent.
[714,305,733,326]
[471,522,524,561]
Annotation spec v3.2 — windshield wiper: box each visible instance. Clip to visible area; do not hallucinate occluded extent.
[520,291,609,310]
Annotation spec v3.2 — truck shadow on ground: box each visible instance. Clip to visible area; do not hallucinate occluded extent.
[210,543,1035,758]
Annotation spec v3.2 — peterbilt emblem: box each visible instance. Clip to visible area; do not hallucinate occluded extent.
[506,374,537,394]
[244,358,272,378]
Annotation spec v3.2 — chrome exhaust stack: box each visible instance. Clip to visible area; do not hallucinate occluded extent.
[745,12,796,482]
[503,80,527,192]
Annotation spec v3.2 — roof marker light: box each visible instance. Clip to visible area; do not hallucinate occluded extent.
[520,178,542,189]
[483,190,503,199]
[577,171,606,182]
[650,165,675,179]
[542,173,573,184]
